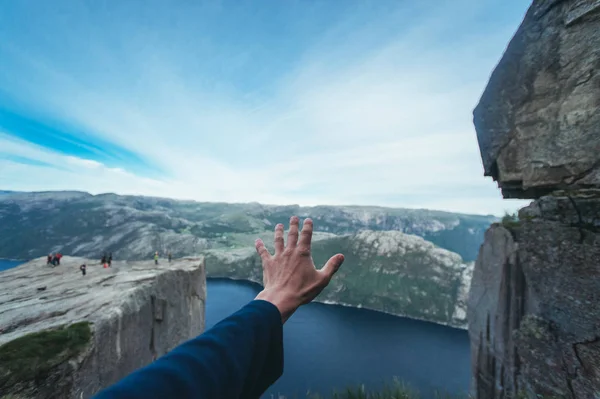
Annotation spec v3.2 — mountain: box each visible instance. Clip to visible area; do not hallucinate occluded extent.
[0,190,493,329]
[0,191,496,262]
[205,231,474,328]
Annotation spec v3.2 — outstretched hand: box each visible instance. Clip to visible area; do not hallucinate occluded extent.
[254,216,345,323]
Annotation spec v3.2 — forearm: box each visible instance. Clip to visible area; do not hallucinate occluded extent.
[93,300,284,399]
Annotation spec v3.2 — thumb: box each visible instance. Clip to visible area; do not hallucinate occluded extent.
[320,254,345,280]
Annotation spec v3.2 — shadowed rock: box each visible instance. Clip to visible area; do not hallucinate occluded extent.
[473,0,600,199]
[469,0,600,397]
[0,256,206,399]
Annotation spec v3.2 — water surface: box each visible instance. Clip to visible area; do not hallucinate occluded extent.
[0,261,471,398]
[0,259,26,272]
[206,278,471,398]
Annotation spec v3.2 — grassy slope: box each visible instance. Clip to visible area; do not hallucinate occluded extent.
[0,322,92,391]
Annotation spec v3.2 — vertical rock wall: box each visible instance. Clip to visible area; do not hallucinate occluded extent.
[0,257,206,399]
[469,0,600,397]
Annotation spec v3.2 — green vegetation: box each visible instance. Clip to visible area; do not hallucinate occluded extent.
[0,322,92,390]
[309,234,464,325]
[278,382,554,399]
[501,212,520,229]
[0,192,496,261]
[274,379,470,399]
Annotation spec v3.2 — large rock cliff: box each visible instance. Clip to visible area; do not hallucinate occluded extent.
[473,0,600,199]
[205,230,473,329]
[0,256,206,398]
[469,1,600,397]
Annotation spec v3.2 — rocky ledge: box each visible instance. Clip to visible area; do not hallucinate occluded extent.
[0,256,206,399]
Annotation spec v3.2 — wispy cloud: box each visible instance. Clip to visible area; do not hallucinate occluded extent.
[0,0,531,215]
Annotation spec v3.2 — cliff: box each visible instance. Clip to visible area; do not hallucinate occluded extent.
[0,256,206,398]
[473,0,600,200]
[468,1,600,397]
[0,191,495,262]
[205,230,473,329]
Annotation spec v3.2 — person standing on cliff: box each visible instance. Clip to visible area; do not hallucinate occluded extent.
[94,216,345,399]
[80,264,86,276]
[154,251,159,265]
[108,253,112,267]
[168,251,172,263]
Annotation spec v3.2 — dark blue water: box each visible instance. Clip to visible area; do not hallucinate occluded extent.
[0,259,26,272]
[0,261,470,398]
[207,278,471,398]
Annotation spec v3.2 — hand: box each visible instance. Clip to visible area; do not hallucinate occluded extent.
[254,216,345,323]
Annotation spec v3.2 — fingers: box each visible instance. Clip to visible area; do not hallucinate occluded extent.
[274,224,284,254]
[255,238,272,262]
[298,218,313,254]
[320,254,345,281]
[287,216,299,249]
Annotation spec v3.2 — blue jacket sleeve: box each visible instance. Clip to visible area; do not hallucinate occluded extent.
[93,300,284,399]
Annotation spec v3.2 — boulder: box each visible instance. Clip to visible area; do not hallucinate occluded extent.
[0,256,206,399]
[473,0,600,199]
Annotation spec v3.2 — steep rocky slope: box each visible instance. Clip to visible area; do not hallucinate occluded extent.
[468,1,600,397]
[205,230,472,328]
[0,191,495,262]
[473,0,600,199]
[0,257,206,398]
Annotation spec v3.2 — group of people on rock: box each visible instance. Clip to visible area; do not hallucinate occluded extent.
[100,253,113,268]
[46,249,174,276]
[46,253,63,266]
[153,251,173,265]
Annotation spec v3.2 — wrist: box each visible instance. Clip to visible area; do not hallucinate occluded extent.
[255,288,297,323]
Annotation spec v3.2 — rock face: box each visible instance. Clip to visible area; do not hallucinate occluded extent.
[0,256,206,398]
[206,230,472,328]
[473,0,600,199]
[469,1,600,397]
[0,191,495,262]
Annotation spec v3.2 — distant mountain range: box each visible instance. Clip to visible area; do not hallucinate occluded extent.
[0,190,497,328]
[0,191,496,262]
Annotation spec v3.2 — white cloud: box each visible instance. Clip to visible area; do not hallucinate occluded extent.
[0,0,532,216]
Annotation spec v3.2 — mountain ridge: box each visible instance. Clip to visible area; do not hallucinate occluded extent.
[0,190,496,262]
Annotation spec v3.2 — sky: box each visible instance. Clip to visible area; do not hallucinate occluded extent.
[0,0,532,216]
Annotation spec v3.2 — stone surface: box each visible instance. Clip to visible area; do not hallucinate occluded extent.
[0,256,206,398]
[470,0,600,397]
[468,192,600,398]
[205,230,472,329]
[473,0,600,199]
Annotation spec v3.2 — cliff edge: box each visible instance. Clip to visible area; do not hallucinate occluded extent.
[469,1,600,397]
[474,0,600,199]
[0,256,206,399]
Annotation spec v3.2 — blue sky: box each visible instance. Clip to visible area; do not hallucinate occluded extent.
[0,0,531,215]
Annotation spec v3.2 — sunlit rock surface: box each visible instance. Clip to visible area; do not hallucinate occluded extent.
[0,256,205,399]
